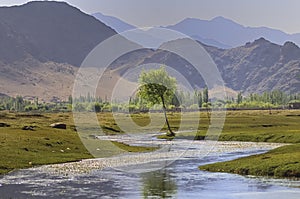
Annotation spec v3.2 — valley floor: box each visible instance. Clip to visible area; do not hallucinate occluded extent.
[0,109,299,178]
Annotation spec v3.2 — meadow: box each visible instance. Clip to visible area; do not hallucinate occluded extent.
[0,109,299,177]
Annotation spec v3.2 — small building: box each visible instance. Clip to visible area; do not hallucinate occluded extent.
[289,102,300,109]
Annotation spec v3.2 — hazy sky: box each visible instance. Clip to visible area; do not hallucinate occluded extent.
[2,0,300,34]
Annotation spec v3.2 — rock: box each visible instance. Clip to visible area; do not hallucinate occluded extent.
[23,148,29,151]
[50,123,67,129]
[0,122,10,127]
[22,126,35,131]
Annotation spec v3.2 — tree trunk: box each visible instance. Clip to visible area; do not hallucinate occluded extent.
[161,96,175,137]
[206,107,211,125]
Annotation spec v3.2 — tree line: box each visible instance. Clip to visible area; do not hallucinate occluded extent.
[0,90,299,113]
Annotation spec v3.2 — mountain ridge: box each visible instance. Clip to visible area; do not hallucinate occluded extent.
[109,37,300,94]
[0,1,117,66]
[91,13,300,49]
[204,38,300,93]
[166,16,300,49]
[0,1,119,101]
[92,12,136,33]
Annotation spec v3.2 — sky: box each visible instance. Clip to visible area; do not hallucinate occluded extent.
[1,0,300,34]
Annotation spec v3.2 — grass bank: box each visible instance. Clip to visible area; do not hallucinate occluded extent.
[199,144,300,178]
[0,111,157,175]
[194,110,300,178]
[159,110,300,143]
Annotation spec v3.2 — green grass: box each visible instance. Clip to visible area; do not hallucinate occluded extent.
[157,110,300,143]
[111,141,158,153]
[199,144,300,178]
[218,110,300,143]
[0,111,157,175]
[194,110,300,178]
[0,112,92,175]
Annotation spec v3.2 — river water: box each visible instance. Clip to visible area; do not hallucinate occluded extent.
[0,136,299,199]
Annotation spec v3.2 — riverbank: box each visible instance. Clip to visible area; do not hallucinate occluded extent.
[199,144,300,178]
[196,110,300,178]
[0,111,156,175]
[158,110,300,178]
[1,141,297,199]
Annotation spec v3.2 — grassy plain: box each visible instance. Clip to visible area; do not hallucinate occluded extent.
[0,109,300,178]
[0,111,156,175]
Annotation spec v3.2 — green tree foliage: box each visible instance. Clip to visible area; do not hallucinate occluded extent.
[237,92,243,104]
[203,87,209,104]
[171,91,180,108]
[0,89,299,113]
[138,66,177,136]
[197,91,203,108]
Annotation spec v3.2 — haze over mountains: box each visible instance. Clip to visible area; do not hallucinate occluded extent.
[0,1,299,101]
[166,16,300,49]
[93,12,300,49]
[93,12,136,33]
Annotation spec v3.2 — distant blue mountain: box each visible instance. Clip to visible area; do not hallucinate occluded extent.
[92,12,136,33]
[93,13,185,49]
[191,35,231,49]
[91,13,300,49]
[166,16,300,49]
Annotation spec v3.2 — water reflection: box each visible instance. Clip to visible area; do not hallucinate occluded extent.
[142,169,177,198]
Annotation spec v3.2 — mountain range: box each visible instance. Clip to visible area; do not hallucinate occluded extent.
[0,1,299,101]
[92,12,300,49]
[166,16,300,49]
[107,38,300,94]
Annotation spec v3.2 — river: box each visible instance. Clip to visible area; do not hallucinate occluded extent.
[0,136,299,198]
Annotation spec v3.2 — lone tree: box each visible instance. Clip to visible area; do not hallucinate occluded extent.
[138,67,177,136]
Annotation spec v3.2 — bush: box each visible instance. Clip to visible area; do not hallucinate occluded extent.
[189,104,199,110]
[102,104,112,112]
[111,104,120,112]
[73,103,86,112]
[24,105,37,112]
[128,104,139,112]
[94,102,102,112]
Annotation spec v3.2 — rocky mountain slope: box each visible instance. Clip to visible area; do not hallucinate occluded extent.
[0,1,116,66]
[0,1,118,101]
[206,38,300,93]
[110,38,300,94]
[0,57,77,101]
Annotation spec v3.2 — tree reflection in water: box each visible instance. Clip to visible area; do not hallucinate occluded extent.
[142,168,177,198]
